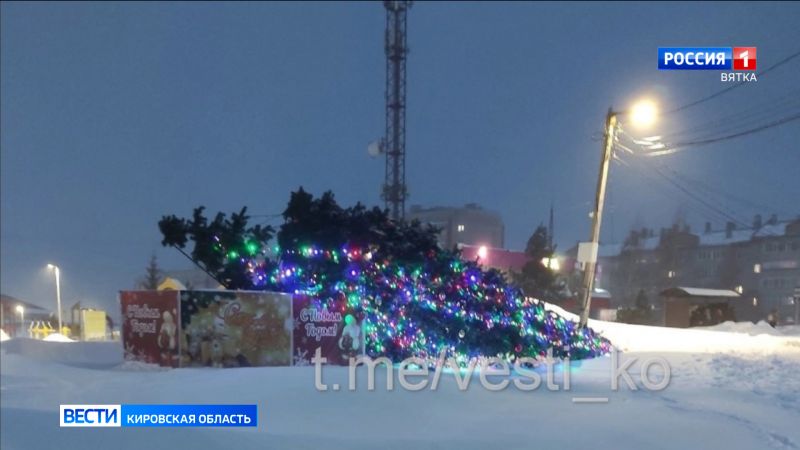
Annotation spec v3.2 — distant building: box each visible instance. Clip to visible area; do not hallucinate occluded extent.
[565,215,800,324]
[1,294,52,337]
[407,204,504,249]
[459,244,528,273]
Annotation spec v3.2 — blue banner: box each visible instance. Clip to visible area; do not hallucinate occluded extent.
[658,47,732,70]
[121,404,257,427]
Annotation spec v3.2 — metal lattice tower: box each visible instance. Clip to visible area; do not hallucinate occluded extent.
[382,1,411,220]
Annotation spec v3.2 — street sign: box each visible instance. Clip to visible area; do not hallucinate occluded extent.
[577,242,599,264]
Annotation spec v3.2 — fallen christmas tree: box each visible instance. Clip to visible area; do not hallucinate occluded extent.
[158,188,610,363]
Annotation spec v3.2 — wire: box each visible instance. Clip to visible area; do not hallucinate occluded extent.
[621,156,782,236]
[652,166,784,237]
[643,112,800,156]
[658,91,800,142]
[653,166,751,228]
[613,152,739,226]
[666,49,800,115]
[667,168,794,216]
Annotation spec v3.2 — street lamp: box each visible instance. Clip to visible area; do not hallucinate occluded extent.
[542,256,560,272]
[629,100,658,128]
[15,305,24,337]
[578,100,658,328]
[47,264,63,332]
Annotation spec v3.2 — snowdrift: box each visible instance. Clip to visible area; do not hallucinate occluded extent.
[543,303,800,354]
[1,338,122,369]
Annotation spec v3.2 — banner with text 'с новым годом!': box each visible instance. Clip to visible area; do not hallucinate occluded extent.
[292,294,364,366]
[120,290,181,367]
[121,290,361,367]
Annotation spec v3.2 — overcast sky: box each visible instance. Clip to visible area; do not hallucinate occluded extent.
[2,2,799,313]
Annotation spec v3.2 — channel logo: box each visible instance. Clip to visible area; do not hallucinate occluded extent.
[732,47,757,71]
[60,404,258,427]
[60,405,121,427]
[658,47,757,70]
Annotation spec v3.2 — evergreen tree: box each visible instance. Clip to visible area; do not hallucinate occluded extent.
[635,289,650,311]
[618,289,653,325]
[513,225,560,301]
[140,254,163,290]
[158,189,610,362]
[159,206,274,289]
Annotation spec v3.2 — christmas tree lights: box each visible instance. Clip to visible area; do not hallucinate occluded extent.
[159,193,611,366]
[236,242,610,364]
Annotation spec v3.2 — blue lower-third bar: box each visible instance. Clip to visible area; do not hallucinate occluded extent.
[121,404,257,427]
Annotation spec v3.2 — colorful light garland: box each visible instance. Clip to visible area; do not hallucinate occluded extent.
[224,242,610,364]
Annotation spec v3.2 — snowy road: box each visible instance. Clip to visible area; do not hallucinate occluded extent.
[2,321,799,450]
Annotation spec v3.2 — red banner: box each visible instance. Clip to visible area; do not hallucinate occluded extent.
[292,295,364,366]
[120,290,364,368]
[179,291,292,368]
[120,291,180,367]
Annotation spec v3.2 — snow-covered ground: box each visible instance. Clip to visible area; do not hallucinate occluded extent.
[41,333,76,343]
[2,314,799,450]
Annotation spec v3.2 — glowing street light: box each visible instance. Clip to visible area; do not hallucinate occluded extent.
[629,99,658,128]
[46,264,63,332]
[542,257,560,272]
[578,99,658,327]
[15,305,24,337]
[477,245,488,260]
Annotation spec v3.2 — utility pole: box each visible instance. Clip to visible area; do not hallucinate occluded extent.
[48,264,63,332]
[579,108,618,328]
[548,202,555,251]
[795,287,800,325]
[382,1,411,220]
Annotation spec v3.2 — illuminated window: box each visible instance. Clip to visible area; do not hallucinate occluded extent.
[457,224,465,232]
[753,297,758,306]
[667,270,676,278]
[735,285,743,294]
[753,264,761,273]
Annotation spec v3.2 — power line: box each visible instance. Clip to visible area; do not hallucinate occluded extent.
[658,90,800,142]
[666,49,800,115]
[613,153,741,227]
[667,168,794,216]
[652,167,753,228]
[646,164,780,236]
[643,112,800,156]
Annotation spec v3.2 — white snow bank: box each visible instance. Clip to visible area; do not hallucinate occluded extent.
[543,302,800,355]
[2,349,799,450]
[779,325,800,337]
[1,338,123,368]
[113,360,169,372]
[42,332,75,342]
[0,328,9,342]
[696,320,781,336]
[2,313,800,450]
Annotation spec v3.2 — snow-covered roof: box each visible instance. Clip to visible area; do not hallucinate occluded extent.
[752,222,790,238]
[701,220,795,245]
[698,229,753,246]
[661,287,740,298]
[597,243,622,257]
[0,295,47,311]
[597,236,658,257]
[593,288,611,299]
[459,244,529,271]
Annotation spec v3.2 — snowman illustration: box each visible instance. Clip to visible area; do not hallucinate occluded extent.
[338,314,362,358]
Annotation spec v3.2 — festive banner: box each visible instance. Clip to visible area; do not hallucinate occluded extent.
[292,294,364,366]
[120,291,181,367]
[178,291,292,367]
